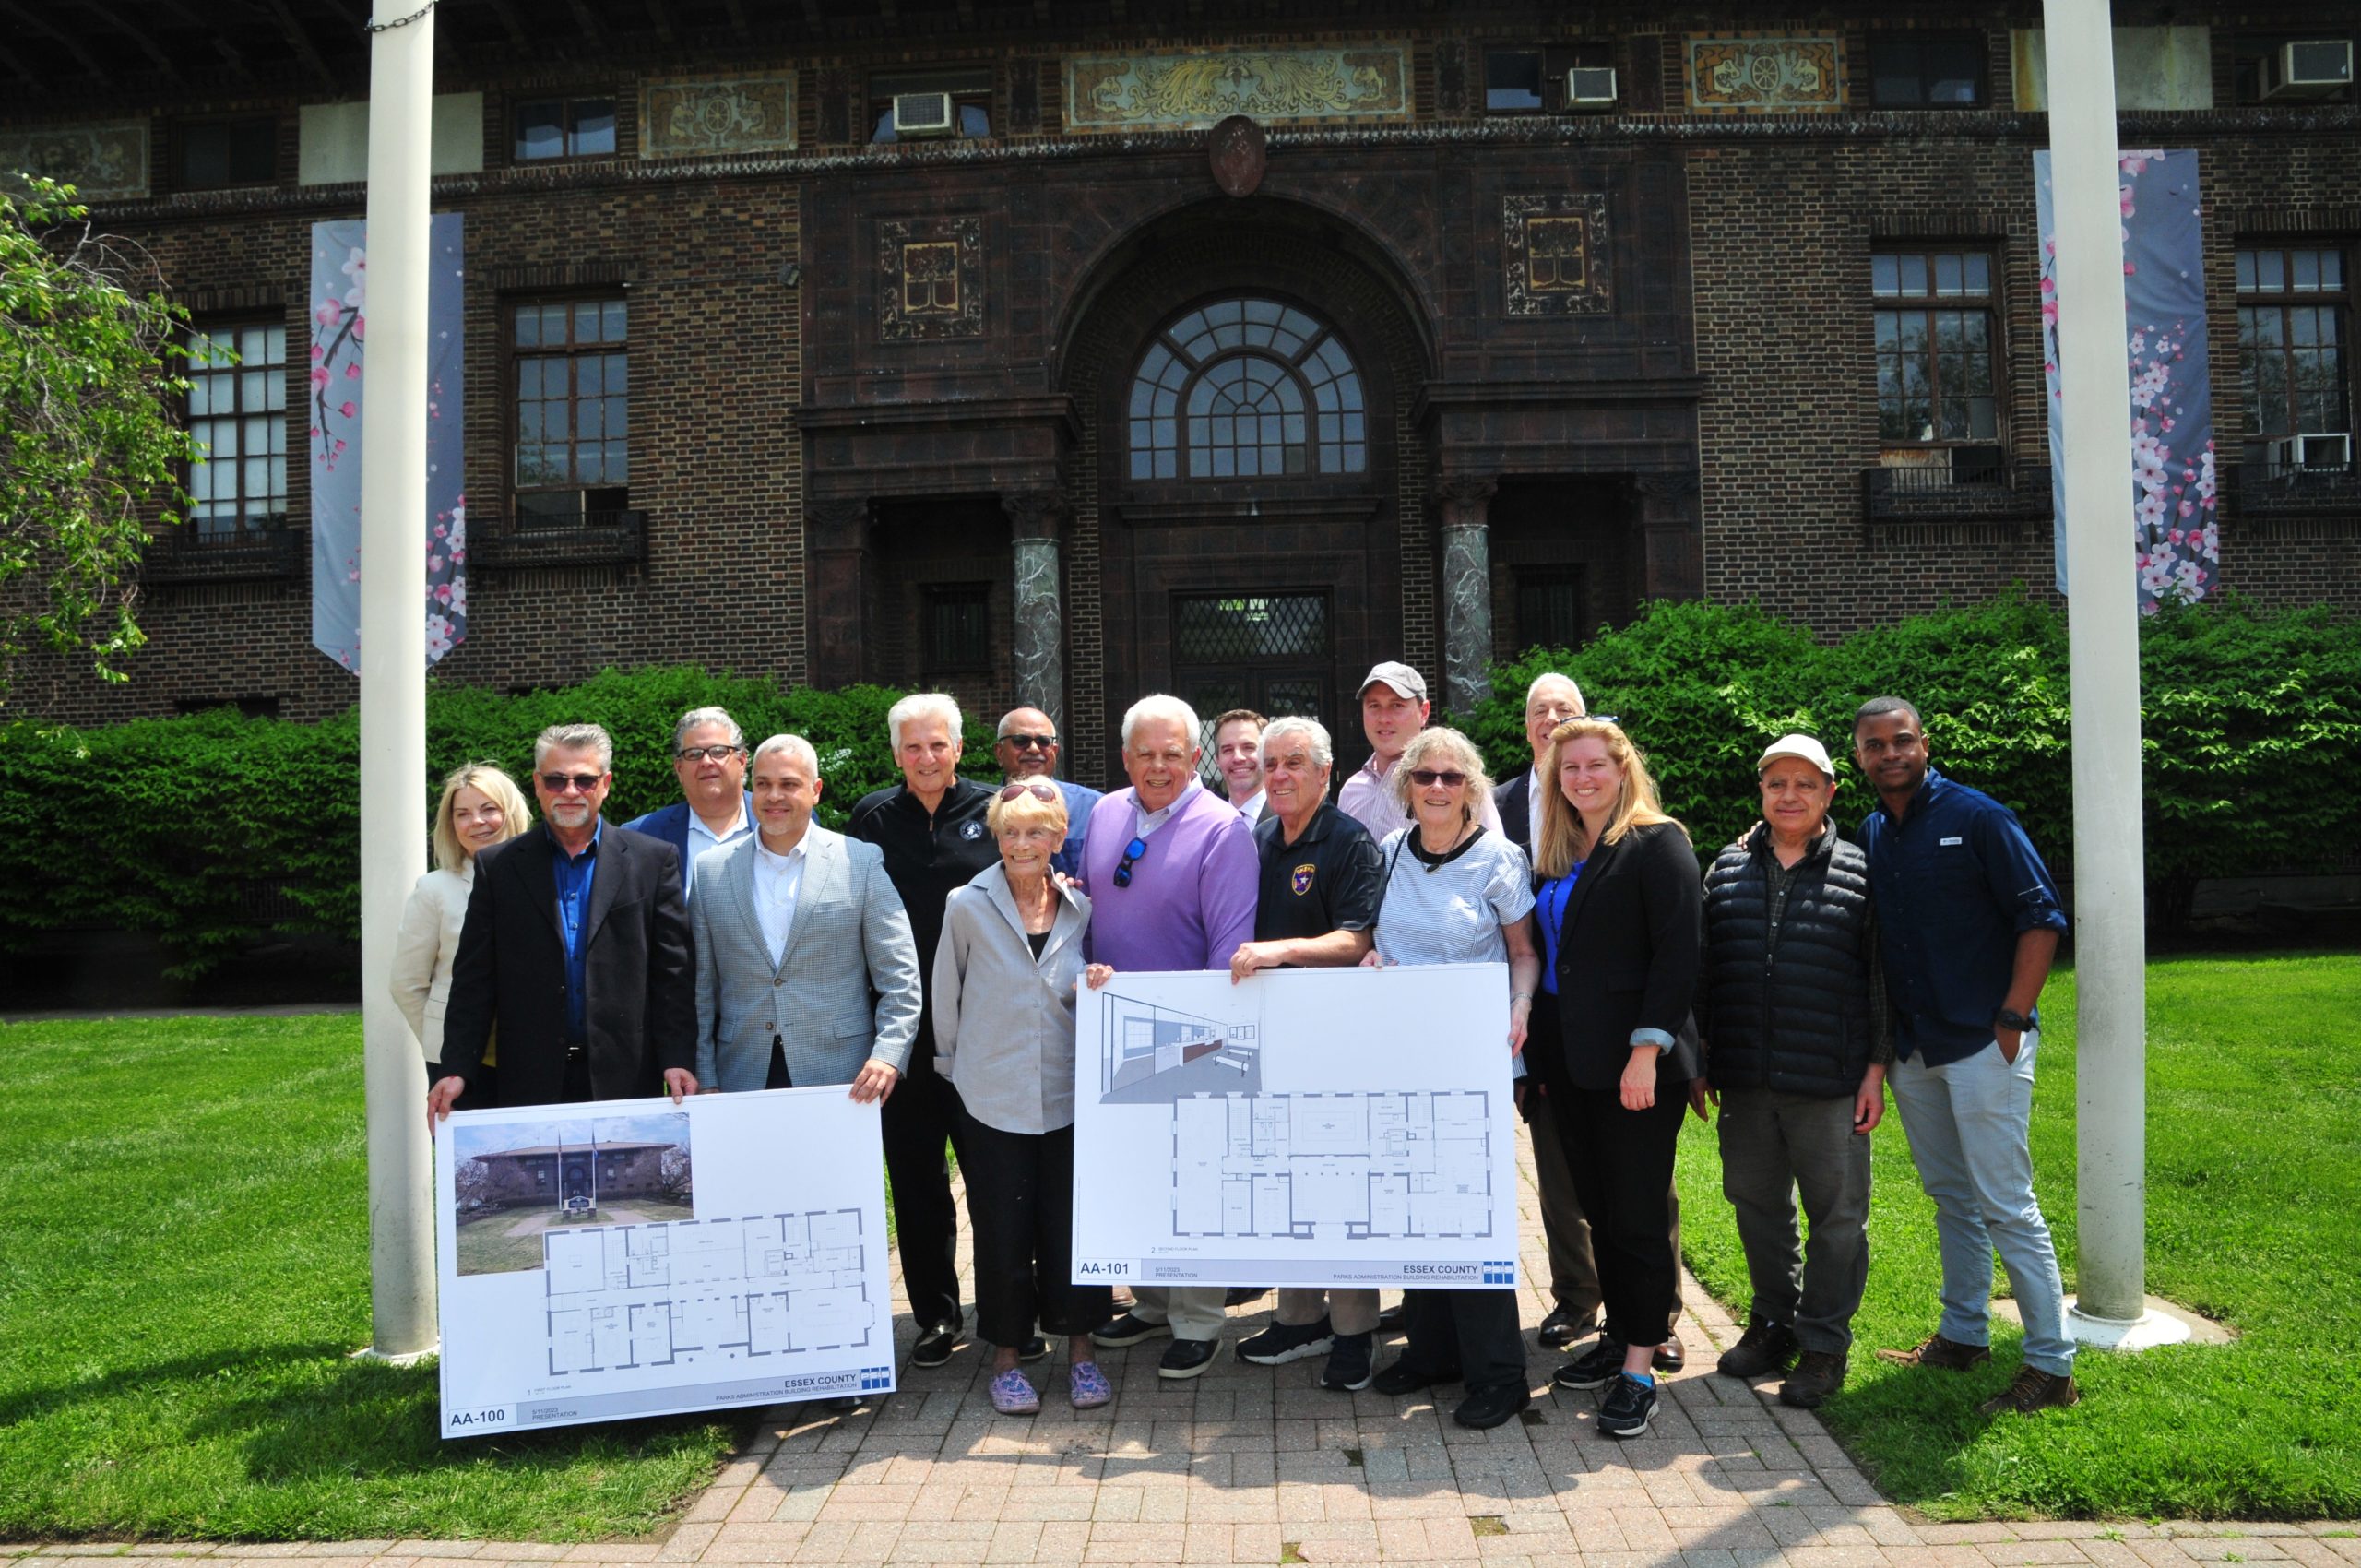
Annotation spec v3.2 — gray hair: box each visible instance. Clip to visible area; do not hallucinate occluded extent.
[534,722,613,773]
[672,705,743,749]
[752,732,820,776]
[1121,693,1202,751]
[1388,726,1493,821]
[1260,715,1334,771]
[1525,671,1586,712]
[887,692,963,751]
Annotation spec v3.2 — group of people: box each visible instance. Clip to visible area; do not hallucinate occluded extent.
[403,659,2080,1436]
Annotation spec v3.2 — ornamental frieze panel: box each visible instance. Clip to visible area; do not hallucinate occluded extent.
[878,216,985,341]
[1684,35,1845,113]
[0,121,149,198]
[1502,193,1612,317]
[1063,46,1410,131]
[638,76,796,159]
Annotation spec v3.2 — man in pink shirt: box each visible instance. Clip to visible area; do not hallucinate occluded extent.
[1336,661,1505,842]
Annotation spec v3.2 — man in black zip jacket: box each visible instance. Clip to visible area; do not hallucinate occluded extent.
[1695,733,1891,1409]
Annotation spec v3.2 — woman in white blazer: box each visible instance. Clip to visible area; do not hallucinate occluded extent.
[931,780,1112,1415]
[390,763,531,1109]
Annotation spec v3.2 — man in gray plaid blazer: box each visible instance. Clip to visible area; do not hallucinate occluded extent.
[692,733,921,1099]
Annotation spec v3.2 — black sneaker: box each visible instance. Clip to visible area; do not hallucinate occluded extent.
[1237,1317,1334,1365]
[1370,1358,1459,1396]
[1158,1336,1221,1379]
[909,1319,963,1368]
[1090,1312,1172,1348]
[1715,1320,1798,1380]
[1549,1336,1627,1391]
[1596,1372,1659,1439]
[1017,1336,1051,1363]
[1319,1332,1375,1391]
[1453,1381,1530,1430]
[1224,1287,1270,1307]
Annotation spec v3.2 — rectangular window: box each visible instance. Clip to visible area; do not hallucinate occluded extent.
[1867,34,1987,107]
[1514,568,1585,654]
[512,298,629,520]
[921,585,992,672]
[869,69,994,142]
[178,118,278,189]
[514,98,617,160]
[2236,245,2351,454]
[1485,49,1547,113]
[1873,250,1999,443]
[186,322,289,535]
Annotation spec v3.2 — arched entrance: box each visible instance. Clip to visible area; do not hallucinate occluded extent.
[1057,196,1435,780]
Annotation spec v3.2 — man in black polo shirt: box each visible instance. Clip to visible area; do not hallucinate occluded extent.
[1225,715,1384,1392]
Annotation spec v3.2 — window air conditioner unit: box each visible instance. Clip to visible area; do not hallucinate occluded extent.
[1565,66,1619,107]
[2260,436,2300,474]
[2296,432,2353,470]
[2261,39,2355,99]
[891,91,955,137]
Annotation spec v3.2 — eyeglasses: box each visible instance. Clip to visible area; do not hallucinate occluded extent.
[539,772,604,794]
[1112,836,1149,888]
[674,744,743,763]
[1408,769,1467,788]
[996,780,1060,804]
[998,732,1059,751]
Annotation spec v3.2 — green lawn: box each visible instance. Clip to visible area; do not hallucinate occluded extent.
[1674,951,2361,1521]
[0,1015,735,1541]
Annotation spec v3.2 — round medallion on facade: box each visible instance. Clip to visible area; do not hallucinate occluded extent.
[1208,114,1266,198]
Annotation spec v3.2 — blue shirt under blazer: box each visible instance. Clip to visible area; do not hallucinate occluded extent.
[690,825,923,1092]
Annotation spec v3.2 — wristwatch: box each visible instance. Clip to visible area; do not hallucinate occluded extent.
[1993,1007,2035,1032]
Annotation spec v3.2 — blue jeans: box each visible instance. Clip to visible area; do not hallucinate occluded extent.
[1888,1031,2075,1375]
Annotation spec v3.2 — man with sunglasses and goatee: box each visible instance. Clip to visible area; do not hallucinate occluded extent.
[993,706,1101,880]
[429,722,696,1123]
[1083,694,1259,1379]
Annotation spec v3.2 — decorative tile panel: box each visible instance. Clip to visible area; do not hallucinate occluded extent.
[0,121,149,199]
[878,216,984,341]
[1502,193,1612,316]
[1684,36,1845,113]
[638,76,796,159]
[1063,46,1411,131]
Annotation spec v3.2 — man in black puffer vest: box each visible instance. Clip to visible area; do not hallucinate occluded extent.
[1696,734,1892,1409]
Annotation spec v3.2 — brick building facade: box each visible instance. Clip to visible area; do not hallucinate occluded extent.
[6,4,2356,782]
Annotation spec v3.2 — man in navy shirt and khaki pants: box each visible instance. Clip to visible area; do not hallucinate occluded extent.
[1852,696,2080,1417]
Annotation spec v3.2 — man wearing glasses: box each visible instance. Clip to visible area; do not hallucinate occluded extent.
[623,706,755,898]
[992,707,1100,880]
[429,722,696,1122]
[1083,694,1259,1379]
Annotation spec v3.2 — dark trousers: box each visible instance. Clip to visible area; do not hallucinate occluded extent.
[560,1051,592,1104]
[1556,1085,1688,1351]
[1523,1084,1601,1324]
[955,1101,1113,1346]
[881,1042,965,1329]
[1397,1288,1527,1396]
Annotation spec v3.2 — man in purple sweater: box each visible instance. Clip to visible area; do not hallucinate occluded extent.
[1083,693,1260,1379]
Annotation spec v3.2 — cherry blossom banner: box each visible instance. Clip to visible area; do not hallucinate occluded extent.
[309,214,467,671]
[2035,149,2214,609]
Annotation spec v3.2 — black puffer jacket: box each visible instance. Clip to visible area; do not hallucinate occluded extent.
[1701,822,1875,1099]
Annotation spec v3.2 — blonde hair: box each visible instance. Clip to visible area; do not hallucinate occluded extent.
[1533,719,1683,879]
[1387,727,1493,825]
[432,763,532,872]
[986,780,1069,839]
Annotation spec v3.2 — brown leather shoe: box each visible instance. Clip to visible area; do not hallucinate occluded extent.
[1874,1332,1992,1371]
[1779,1349,1848,1408]
[1975,1364,2081,1417]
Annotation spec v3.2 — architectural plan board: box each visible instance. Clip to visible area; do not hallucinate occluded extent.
[435,1087,894,1438]
[1071,964,1519,1290]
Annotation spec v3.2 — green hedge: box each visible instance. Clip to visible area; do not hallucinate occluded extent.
[0,671,991,977]
[1449,591,2361,923]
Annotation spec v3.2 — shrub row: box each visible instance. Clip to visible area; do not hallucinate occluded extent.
[1448,591,2361,923]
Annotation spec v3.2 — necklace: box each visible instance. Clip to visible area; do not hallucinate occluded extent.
[1406,823,1481,873]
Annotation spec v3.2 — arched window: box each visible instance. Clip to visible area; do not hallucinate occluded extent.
[1128,297,1368,481]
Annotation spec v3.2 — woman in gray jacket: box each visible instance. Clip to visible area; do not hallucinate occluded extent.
[932,780,1112,1414]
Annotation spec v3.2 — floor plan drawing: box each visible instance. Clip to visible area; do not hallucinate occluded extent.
[540,1208,876,1375]
[1099,990,1263,1102]
[1169,1090,1496,1241]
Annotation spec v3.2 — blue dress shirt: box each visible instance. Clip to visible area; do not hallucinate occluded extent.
[551,819,603,1048]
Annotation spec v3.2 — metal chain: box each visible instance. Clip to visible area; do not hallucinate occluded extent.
[364,0,436,31]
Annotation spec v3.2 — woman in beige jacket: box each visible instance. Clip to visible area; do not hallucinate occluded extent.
[391,763,531,1107]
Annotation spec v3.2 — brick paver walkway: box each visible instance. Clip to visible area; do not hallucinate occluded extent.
[6,1126,2351,1567]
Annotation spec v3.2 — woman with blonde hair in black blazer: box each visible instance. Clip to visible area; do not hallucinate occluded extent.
[1530,719,1703,1441]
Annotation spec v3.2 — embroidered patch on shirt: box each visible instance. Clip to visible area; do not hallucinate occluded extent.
[960,820,986,839]
[1291,863,1316,895]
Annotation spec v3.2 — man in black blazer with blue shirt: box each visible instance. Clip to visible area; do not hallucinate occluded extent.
[623,705,756,898]
[429,722,696,1119]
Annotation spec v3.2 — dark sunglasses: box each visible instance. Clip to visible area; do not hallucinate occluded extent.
[539,772,603,794]
[1112,836,1149,888]
[999,732,1059,750]
[996,780,1060,804]
[1408,769,1467,788]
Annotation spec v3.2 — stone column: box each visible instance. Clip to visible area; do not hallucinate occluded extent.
[805,496,873,689]
[1435,477,1498,718]
[1003,492,1069,735]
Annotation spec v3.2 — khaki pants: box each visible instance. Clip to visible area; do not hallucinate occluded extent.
[1128,1285,1228,1341]
[1275,1287,1380,1336]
